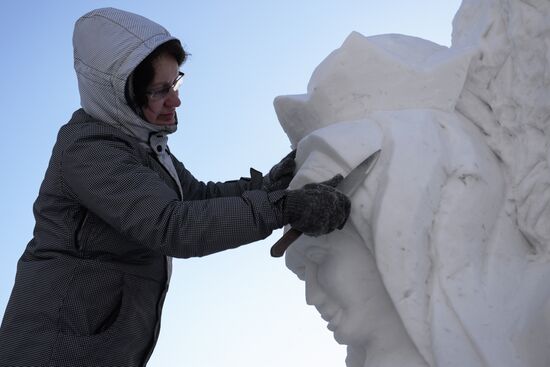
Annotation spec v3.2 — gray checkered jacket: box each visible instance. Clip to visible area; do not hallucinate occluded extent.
[0,8,285,367]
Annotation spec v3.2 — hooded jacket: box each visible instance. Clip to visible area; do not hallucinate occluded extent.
[0,8,285,367]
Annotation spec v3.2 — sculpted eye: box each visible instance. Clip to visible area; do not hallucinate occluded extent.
[306,248,328,264]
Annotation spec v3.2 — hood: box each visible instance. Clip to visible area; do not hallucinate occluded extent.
[73,7,179,143]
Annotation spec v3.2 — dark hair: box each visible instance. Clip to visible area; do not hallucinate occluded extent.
[127,39,187,109]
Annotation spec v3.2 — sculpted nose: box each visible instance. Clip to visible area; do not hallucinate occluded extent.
[305,264,326,306]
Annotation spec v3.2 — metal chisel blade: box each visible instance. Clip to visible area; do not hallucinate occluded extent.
[271,149,381,258]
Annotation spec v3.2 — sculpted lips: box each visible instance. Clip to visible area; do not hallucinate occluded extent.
[327,309,343,331]
[318,306,343,332]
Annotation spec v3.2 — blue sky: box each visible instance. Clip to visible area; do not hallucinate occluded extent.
[0,1,460,365]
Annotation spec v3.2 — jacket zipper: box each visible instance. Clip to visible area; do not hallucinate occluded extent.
[149,153,182,199]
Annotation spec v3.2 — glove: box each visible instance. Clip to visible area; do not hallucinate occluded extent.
[262,150,296,192]
[283,175,351,237]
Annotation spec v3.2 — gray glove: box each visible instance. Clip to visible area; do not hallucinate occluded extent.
[262,150,296,192]
[283,175,351,237]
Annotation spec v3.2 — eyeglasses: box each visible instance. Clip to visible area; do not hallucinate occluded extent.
[145,71,185,101]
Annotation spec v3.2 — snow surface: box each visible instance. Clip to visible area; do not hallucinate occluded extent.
[275,0,550,366]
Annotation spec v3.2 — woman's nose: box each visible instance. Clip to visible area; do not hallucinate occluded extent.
[305,263,326,306]
[165,89,181,108]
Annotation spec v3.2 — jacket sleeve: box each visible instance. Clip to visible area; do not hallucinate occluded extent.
[171,154,263,199]
[61,133,286,258]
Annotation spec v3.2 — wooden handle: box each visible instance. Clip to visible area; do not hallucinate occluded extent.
[270,228,303,257]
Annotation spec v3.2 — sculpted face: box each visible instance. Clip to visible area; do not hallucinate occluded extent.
[284,125,384,346]
[284,125,430,366]
[287,229,399,346]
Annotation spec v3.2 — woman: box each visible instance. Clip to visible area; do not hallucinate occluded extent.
[0,7,350,367]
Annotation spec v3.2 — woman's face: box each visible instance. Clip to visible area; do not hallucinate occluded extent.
[143,53,181,126]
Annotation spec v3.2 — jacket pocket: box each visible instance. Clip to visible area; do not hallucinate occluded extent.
[74,210,89,253]
[58,264,125,336]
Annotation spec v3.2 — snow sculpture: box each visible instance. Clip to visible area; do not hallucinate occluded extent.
[274,1,550,366]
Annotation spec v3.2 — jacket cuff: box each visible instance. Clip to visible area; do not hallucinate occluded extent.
[249,167,264,190]
[268,190,288,226]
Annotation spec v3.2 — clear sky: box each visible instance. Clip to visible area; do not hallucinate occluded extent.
[0,1,461,365]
